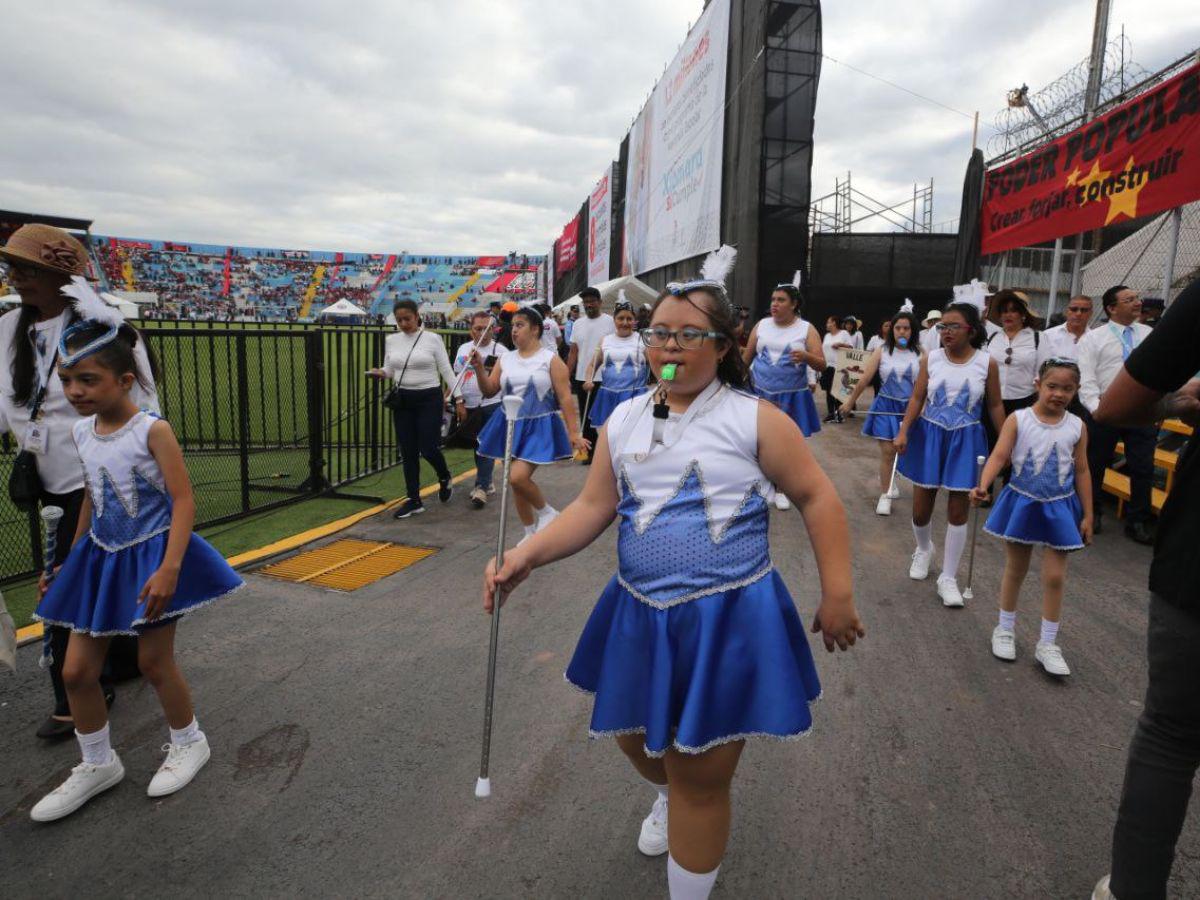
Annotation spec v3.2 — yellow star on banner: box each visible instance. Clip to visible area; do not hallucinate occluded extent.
[1065,167,1083,187]
[1105,156,1147,225]
[1075,160,1112,207]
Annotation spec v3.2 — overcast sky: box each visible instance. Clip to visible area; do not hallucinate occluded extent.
[1,0,1195,254]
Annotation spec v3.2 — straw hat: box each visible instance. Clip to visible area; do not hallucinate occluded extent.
[988,289,1041,327]
[923,309,943,326]
[0,224,89,277]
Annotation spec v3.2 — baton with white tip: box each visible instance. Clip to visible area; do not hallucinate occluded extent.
[38,506,65,669]
[963,455,987,601]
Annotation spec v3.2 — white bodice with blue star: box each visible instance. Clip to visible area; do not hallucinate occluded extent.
[605,386,772,608]
[922,348,989,430]
[1008,408,1082,501]
[72,411,173,552]
[878,347,920,401]
[750,317,813,394]
[596,333,647,391]
[498,347,560,419]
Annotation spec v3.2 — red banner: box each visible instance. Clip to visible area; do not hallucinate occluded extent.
[981,61,1200,255]
[557,216,580,271]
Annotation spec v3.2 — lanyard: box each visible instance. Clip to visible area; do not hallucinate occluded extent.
[616,378,725,462]
[1106,322,1136,360]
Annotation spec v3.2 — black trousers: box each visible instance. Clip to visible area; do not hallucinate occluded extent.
[820,367,839,417]
[1110,595,1200,900]
[1082,409,1156,524]
[391,388,451,500]
[41,488,140,717]
[572,379,596,461]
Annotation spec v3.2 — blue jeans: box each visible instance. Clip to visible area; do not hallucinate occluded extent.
[473,403,499,489]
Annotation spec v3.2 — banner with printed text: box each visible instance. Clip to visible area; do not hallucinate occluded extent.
[557,215,580,272]
[587,163,614,285]
[621,0,730,276]
[981,61,1200,255]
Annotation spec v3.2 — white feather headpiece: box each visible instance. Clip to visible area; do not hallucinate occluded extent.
[665,244,738,312]
[775,269,804,291]
[899,298,914,314]
[59,276,125,365]
[617,288,630,308]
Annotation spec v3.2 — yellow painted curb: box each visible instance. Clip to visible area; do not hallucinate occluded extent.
[14,468,478,647]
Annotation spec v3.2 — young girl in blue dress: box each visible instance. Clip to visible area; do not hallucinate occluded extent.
[895,302,1006,608]
[483,248,863,900]
[970,358,1092,677]
[472,307,589,541]
[838,303,922,516]
[742,275,825,511]
[30,290,242,822]
[582,299,649,428]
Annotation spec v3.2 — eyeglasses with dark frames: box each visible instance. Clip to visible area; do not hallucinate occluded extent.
[639,326,722,349]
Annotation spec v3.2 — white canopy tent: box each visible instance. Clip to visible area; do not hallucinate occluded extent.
[552,275,658,315]
[316,298,369,318]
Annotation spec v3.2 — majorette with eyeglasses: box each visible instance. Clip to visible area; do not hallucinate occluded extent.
[483,245,864,899]
[582,292,649,428]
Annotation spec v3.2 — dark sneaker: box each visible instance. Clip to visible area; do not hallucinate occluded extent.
[438,478,453,503]
[393,498,425,519]
[1124,520,1155,545]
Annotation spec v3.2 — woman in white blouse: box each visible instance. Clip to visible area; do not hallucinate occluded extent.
[986,290,1041,415]
[369,299,457,519]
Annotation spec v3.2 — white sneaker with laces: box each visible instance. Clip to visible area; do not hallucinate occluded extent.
[991,627,1016,661]
[774,493,791,510]
[875,495,891,516]
[909,547,934,580]
[888,482,901,500]
[469,487,487,509]
[1036,641,1071,676]
[937,576,964,607]
[637,794,669,856]
[30,752,125,822]
[147,736,211,798]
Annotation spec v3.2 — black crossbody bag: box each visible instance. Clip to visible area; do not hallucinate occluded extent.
[8,349,58,511]
[383,330,428,411]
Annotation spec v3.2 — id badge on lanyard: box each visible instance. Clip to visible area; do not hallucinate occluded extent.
[25,420,50,456]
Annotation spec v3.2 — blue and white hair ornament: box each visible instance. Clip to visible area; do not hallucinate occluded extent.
[665,244,738,312]
[58,276,126,366]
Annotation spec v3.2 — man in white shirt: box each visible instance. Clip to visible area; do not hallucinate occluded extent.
[919,310,943,354]
[538,303,563,354]
[1077,285,1157,543]
[565,287,614,463]
[1037,294,1093,365]
[452,309,508,508]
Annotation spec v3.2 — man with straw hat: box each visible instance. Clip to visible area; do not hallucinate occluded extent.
[0,224,155,738]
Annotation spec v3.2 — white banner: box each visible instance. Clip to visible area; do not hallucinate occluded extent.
[622,0,730,276]
[587,163,613,285]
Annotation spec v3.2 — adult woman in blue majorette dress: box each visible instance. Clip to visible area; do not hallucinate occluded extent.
[583,295,649,428]
[837,301,922,516]
[484,247,863,900]
[472,307,589,542]
[894,301,1005,608]
[742,271,825,510]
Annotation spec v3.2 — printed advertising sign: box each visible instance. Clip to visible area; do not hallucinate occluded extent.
[622,0,730,276]
[557,216,579,272]
[587,164,613,285]
[981,61,1200,255]
[832,348,869,403]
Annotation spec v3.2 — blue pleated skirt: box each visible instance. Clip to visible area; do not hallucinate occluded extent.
[984,486,1085,551]
[565,570,822,757]
[35,533,243,636]
[755,388,821,437]
[477,410,572,464]
[862,395,907,441]
[589,385,649,428]
[897,418,988,491]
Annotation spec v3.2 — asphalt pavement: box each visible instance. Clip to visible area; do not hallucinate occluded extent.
[1,413,1195,899]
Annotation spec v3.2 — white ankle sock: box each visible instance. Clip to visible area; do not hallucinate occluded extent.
[642,775,668,800]
[998,610,1016,632]
[667,856,719,900]
[170,717,202,747]
[537,505,558,523]
[942,523,967,579]
[912,521,933,552]
[1040,619,1059,645]
[523,523,537,538]
[77,722,112,766]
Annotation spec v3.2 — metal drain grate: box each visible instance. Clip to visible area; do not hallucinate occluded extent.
[258,539,435,591]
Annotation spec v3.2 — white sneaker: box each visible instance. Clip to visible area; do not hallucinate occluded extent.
[774,493,791,510]
[909,547,934,580]
[537,508,559,531]
[30,752,125,822]
[147,736,211,798]
[1035,642,1071,677]
[1091,874,1115,900]
[875,495,892,516]
[991,627,1016,661]
[937,576,964,608]
[637,794,669,856]
[888,482,901,500]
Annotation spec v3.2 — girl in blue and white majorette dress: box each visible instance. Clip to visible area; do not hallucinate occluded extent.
[484,247,863,900]
[583,300,648,428]
[742,274,825,512]
[895,301,1005,609]
[970,358,1093,677]
[837,303,922,516]
[473,307,588,542]
[31,279,242,824]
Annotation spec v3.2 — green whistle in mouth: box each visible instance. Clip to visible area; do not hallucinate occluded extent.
[661,363,677,381]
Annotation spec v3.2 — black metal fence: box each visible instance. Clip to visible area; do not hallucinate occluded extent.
[0,323,472,586]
